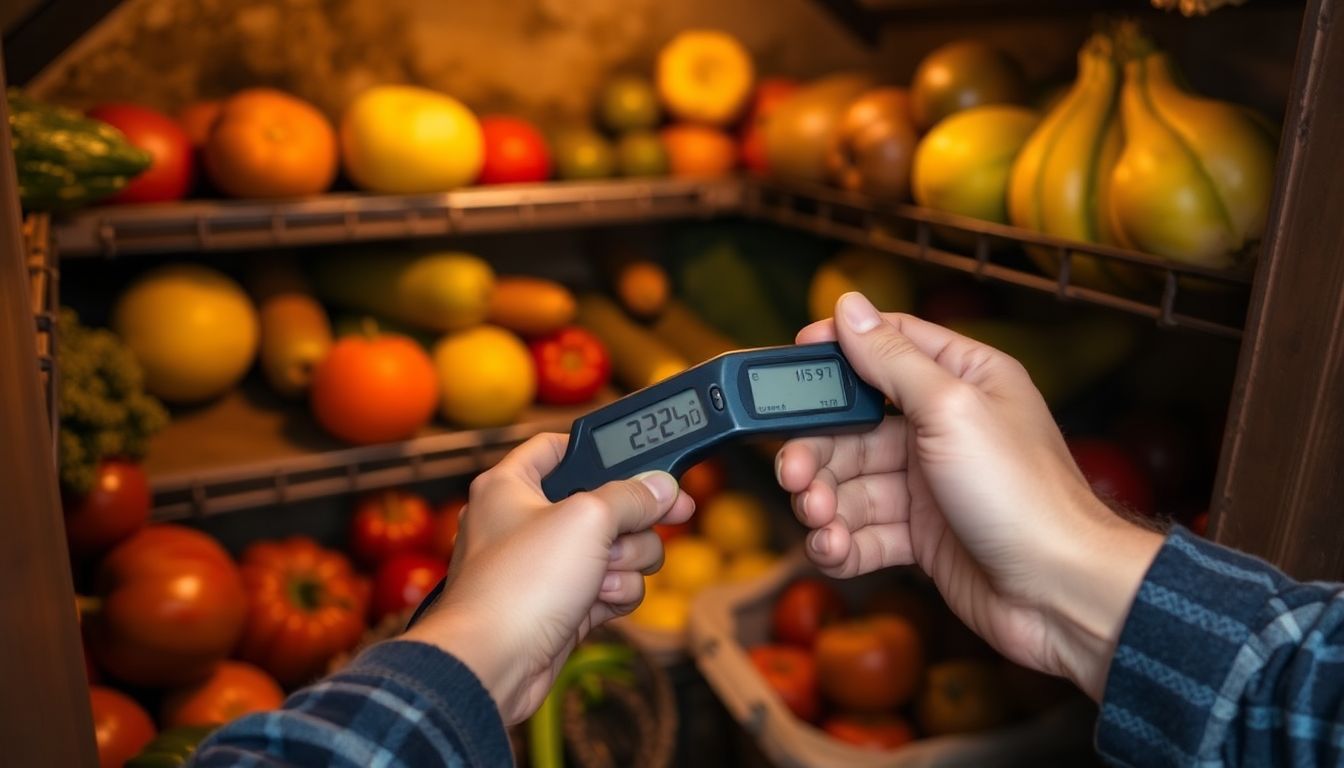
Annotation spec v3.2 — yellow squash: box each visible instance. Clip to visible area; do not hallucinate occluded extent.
[1008,34,1142,291]
[1108,45,1277,268]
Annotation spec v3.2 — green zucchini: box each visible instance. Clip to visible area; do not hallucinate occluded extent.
[7,89,151,210]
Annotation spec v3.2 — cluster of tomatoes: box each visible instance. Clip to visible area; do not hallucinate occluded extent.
[748,576,1072,752]
[76,486,464,768]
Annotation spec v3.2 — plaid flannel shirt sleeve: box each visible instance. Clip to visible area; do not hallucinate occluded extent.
[1098,526,1344,767]
[189,640,511,768]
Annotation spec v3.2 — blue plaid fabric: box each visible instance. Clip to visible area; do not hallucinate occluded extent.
[191,641,511,767]
[1099,527,1344,766]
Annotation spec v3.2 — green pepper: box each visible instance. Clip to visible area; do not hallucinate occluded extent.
[527,644,636,768]
[125,724,217,768]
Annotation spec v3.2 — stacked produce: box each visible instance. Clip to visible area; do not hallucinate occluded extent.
[747,575,1073,751]
[7,28,773,212]
[758,27,1277,281]
[74,478,468,768]
[625,458,785,639]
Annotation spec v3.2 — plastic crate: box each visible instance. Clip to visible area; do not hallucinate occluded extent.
[688,550,1098,768]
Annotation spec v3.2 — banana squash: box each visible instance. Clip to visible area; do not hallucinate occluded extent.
[7,89,151,210]
[1107,36,1277,269]
[1008,33,1144,291]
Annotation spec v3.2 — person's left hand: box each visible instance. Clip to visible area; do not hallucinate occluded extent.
[402,432,693,724]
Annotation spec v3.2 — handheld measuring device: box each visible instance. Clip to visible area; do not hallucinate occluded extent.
[542,342,885,501]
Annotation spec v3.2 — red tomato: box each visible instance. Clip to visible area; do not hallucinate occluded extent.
[87,104,194,203]
[309,334,439,445]
[529,327,611,406]
[87,525,247,687]
[477,116,552,185]
[823,712,917,750]
[772,578,846,648]
[372,553,448,623]
[1068,437,1155,516]
[679,458,726,507]
[63,460,151,557]
[748,645,819,722]
[816,616,924,712]
[740,78,799,176]
[160,660,285,728]
[348,489,434,568]
[236,537,369,687]
[431,498,465,562]
[89,686,155,768]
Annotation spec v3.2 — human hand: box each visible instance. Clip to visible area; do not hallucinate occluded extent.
[403,433,693,724]
[776,292,1162,699]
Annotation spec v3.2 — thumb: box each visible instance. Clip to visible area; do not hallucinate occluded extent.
[833,292,960,417]
[568,470,679,537]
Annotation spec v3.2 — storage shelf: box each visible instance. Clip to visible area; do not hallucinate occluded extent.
[51,177,744,258]
[145,382,614,521]
[45,176,1254,519]
[742,179,1251,339]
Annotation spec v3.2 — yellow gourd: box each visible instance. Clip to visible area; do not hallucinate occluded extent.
[1108,42,1277,268]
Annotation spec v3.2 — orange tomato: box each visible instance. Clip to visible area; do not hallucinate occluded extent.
[204,88,337,198]
[236,537,369,687]
[309,333,439,445]
[89,686,155,768]
[160,660,285,727]
[660,124,737,178]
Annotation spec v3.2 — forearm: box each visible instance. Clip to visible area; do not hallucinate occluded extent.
[1097,527,1344,767]
[190,641,511,767]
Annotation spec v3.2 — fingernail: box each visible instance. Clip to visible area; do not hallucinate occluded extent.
[609,541,624,561]
[637,471,677,505]
[775,452,784,485]
[601,572,621,593]
[810,529,832,556]
[839,292,881,333]
[799,491,811,520]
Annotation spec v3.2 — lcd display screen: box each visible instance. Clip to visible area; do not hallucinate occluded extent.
[748,360,847,415]
[592,389,708,468]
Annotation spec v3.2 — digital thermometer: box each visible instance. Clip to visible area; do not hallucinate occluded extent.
[542,342,885,501]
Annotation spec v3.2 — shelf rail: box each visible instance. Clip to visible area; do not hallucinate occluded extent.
[53,177,745,257]
[742,179,1251,339]
[150,415,576,521]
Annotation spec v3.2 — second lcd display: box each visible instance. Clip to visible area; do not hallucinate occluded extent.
[748,360,848,415]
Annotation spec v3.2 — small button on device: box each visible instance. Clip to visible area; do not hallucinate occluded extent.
[709,385,726,411]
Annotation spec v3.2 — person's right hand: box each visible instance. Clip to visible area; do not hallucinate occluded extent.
[776,292,1163,699]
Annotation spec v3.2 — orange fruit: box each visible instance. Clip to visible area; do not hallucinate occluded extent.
[660,124,738,178]
[700,491,768,555]
[660,536,723,595]
[616,261,670,319]
[205,88,338,198]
